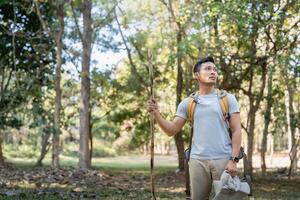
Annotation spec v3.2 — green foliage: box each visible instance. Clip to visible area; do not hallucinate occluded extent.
[0,1,54,129]
[129,117,150,148]
[4,143,39,158]
[0,0,299,165]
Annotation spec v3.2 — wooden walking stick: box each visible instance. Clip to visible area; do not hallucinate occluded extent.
[148,49,156,200]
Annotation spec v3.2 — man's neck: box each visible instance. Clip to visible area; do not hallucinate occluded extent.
[198,84,215,95]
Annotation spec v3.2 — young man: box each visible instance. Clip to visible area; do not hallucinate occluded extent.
[147,56,242,199]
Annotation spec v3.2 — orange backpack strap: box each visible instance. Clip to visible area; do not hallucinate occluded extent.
[187,92,198,123]
[187,90,229,122]
[187,98,196,123]
[216,89,230,126]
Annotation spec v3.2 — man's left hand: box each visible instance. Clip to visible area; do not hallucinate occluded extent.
[226,160,238,177]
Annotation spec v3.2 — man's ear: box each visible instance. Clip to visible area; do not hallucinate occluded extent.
[193,72,199,80]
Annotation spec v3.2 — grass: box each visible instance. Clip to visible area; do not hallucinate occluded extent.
[7,155,178,172]
[252,177,300,199]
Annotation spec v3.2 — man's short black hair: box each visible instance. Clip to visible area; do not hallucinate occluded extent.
[193,56,215,73]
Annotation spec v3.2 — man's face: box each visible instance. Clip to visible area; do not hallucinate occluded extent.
[194,62,218,84]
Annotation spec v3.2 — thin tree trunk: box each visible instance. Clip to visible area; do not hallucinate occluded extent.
[287,111,292,151]
[244,60,267,180]
[161,0,185,171]
[261,66,273,176]
[79,0,92,170]
[52,3,64,169]
[246,106,255,179]
[35,0,65,169]
[89,110,93,162]
[245,6,257,179]
[37,127,51,166]
[174,28,184,171]
[286,86,298,178]
[268,133,274,164]
[0,131,5,166]
[243,5,267,178]
[288,140,299,178]
[285,88,293,152]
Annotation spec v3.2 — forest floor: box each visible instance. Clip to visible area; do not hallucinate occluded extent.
[0,154,299,199]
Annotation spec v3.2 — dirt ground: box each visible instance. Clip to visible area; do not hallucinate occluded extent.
[0,153,299,199]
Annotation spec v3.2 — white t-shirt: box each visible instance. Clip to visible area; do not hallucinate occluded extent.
[175,90,240,160]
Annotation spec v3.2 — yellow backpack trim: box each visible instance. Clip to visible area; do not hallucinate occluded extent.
[187,92,198,123]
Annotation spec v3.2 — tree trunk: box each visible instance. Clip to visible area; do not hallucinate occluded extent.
[89,110,93,162]
[37,126,51,166]
[287,97,292,151]
[0,132,5,166]
[244,60,267,180]
[261,66,273,176]
[288,140,299,178]
[174,28,185,171]
[52,3,64,169]
[246,106,255,179]
[286,85,298,178]
[243,6,267,178]
[163,0,185,171]
[79,0,92,170]
[270,135,274,164]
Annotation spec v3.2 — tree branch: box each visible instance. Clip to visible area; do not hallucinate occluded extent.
[3,68,13,96]
[254,61,267,110]
[71,1,84,42]
[34,1,52,37]
[0,59,4,96]
[93,3,117,30]
[241,122,249,136]
[114,8,148,89]
[63,48,81,75]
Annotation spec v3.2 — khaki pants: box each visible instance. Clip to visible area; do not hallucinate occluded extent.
[189,158,228,200]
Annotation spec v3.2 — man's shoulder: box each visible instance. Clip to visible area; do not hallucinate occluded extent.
[225,92,239,108]
[177,96,194,110]
[181,96,191,104]
[219,90,236,99]
[226,92,235,98]
[225,92,237,99]
[217,90,238,106]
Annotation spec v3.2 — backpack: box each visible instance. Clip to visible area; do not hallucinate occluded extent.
[185,89,232,160]
[183,89,249,198]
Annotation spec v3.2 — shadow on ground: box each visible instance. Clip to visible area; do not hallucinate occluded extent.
[0,165,299,199]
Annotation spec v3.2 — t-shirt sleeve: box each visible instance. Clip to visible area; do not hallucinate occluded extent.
[228,94,240,115]
[175,98,189,120]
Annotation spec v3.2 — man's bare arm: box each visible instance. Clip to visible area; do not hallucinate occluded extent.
[148,98,186,136]
[229,112,242,157]
[154,115,186,136]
